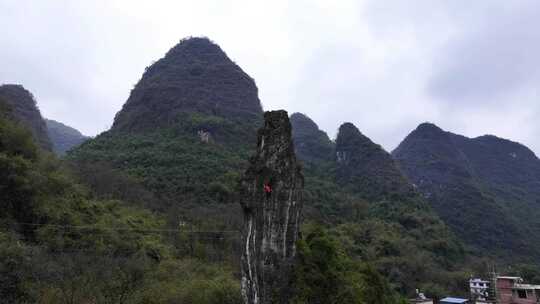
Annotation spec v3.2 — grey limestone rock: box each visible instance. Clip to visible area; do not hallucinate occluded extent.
[240,110,304,304]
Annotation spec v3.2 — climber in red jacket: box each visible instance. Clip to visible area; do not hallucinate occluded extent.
[264,183,272,199]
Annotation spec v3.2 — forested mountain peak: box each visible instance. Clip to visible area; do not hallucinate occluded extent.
[335,122,376,155]
[0,84,52,151]
[335,122,413,200]
[160,37,232,66]
[393,122,448,151]
[111,36,263,134]
[290,112,334,164]
[415,122,444,133]
[392,122,460,165]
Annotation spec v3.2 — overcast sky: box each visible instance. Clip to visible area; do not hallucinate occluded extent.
[1,0,539,154]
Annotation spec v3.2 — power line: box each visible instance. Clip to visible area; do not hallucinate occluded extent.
[10,222,242,234]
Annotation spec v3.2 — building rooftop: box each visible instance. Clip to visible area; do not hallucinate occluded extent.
[514,283,540,290]
[441,297,469,303]
[470,278,490,283]
[498,276,522,280]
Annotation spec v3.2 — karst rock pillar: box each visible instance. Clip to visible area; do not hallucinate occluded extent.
[240,110,304,304]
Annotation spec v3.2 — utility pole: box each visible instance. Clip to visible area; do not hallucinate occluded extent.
[488,265,498,304]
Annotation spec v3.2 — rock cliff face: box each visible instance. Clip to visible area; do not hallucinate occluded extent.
[112,37,263,137]
[0,84,52,151]
[240,110,303,304]
[45,119,89,155]
[335,122,413,200]
[393,122,540,258]
[290,112,334,165]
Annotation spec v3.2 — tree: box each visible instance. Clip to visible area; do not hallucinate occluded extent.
[291,225,399,304]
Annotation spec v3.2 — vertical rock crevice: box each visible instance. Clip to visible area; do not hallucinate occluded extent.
[240,110,304,304]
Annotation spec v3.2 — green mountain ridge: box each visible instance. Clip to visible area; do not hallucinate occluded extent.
[393,122,540,263]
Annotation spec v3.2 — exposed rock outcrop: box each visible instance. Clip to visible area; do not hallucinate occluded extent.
[45,119,89,155]
[0,84,52,151]
[290,112,334,165]
[240,110,304,304]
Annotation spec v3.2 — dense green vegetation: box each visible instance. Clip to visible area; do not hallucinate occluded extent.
[291,120,469,298]
[1,104,406,303]
[300,161,468,297]
[291,224,401,304]
[69,113,256,236]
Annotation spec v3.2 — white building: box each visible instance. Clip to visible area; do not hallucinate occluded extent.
[469,278,491,302]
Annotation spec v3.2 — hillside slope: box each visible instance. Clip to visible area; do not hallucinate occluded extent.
[393,123,540,261]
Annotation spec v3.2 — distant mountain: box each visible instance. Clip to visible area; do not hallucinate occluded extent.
[393,122,540,260]
[45,119,89,155]
[290,112,334,165]
[0,84,52,151]
[335,122,413,201]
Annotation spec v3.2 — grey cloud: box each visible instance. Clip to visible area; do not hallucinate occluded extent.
[427,1,540,102]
